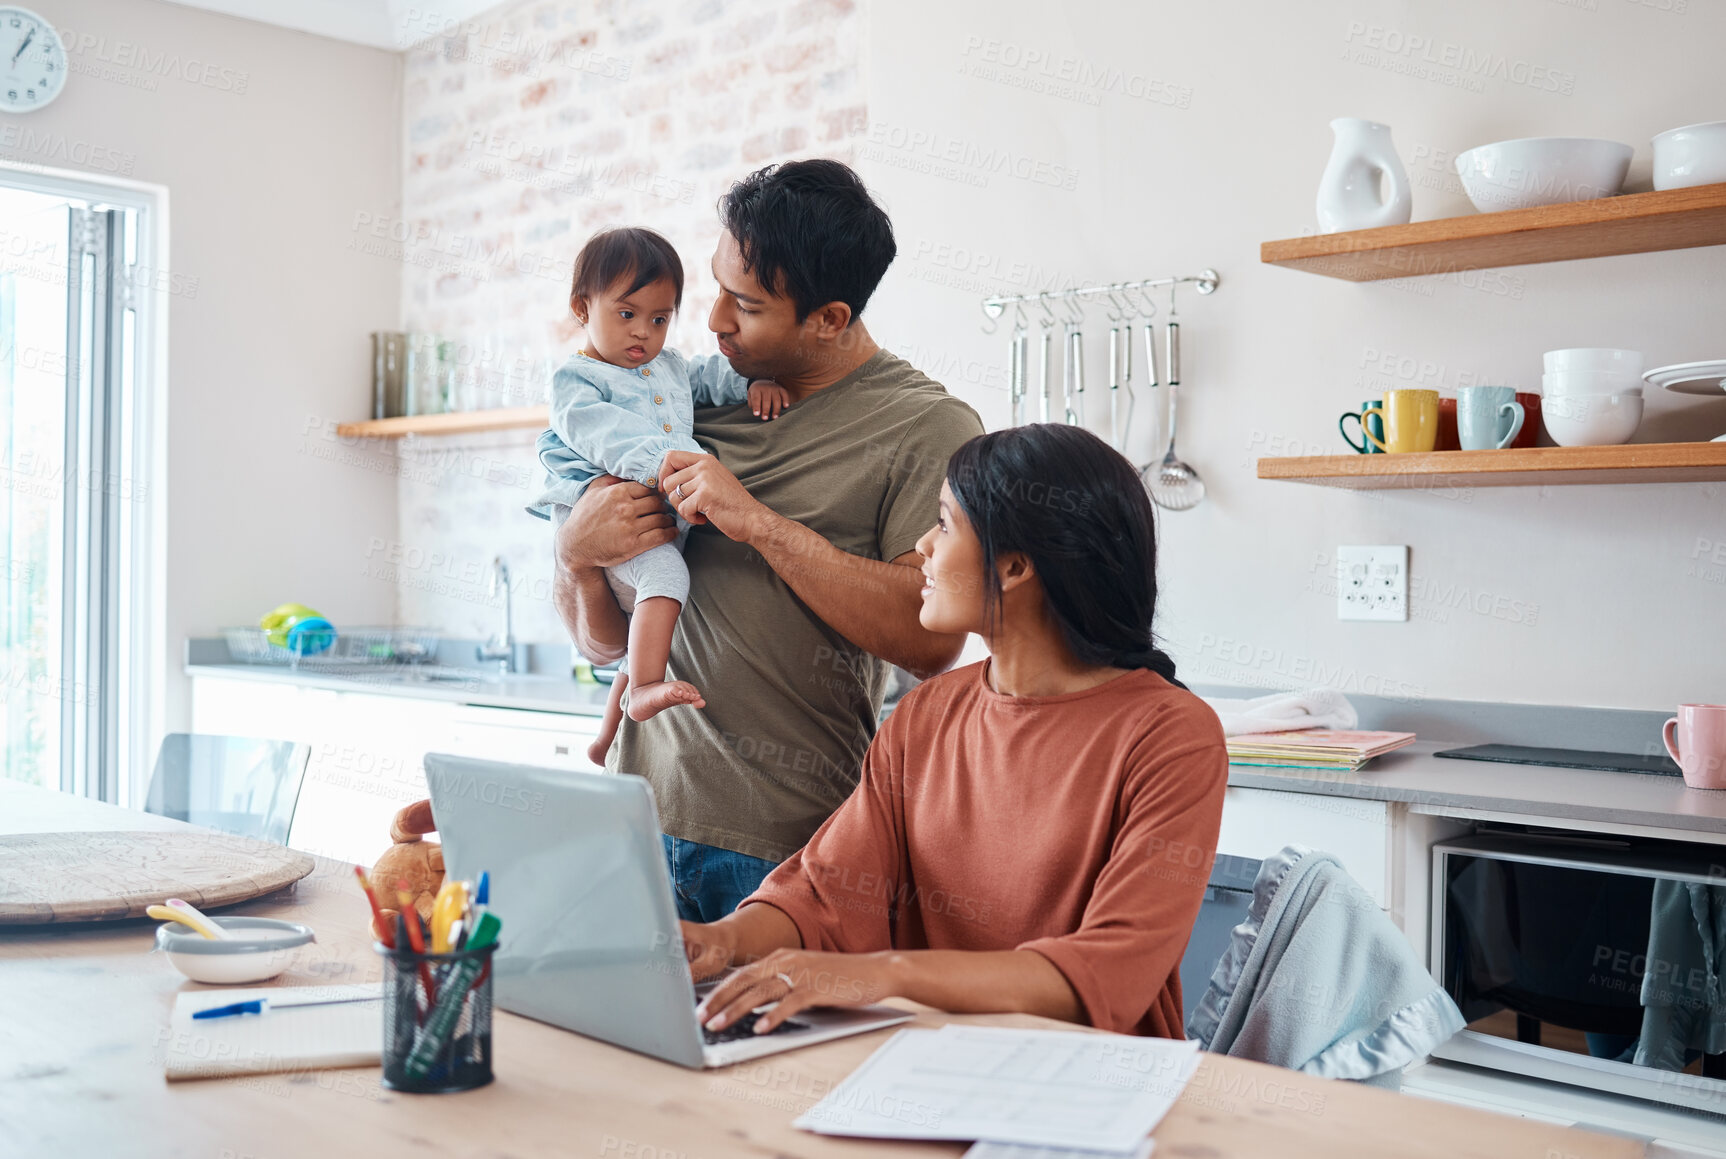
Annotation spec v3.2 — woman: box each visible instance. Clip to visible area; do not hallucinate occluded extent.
[685,424,1227,1038]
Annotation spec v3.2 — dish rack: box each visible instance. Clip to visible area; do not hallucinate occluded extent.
[222,626,441,670]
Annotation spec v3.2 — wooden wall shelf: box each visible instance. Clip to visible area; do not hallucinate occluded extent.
[1261,182,1726,281]
[1257,442,1726,489]
[335,406,548,439]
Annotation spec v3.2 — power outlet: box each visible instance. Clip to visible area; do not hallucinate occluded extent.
[1337,545,1408,622]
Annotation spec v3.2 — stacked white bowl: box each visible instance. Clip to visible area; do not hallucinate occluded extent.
[1541,349,1644,446]
[1456,139,1633,212]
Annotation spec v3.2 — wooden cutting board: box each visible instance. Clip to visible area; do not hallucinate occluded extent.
[0,830,315,924]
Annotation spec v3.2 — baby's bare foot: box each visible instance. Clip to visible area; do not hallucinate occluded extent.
[586,732,614,767]
[626,680,706,722]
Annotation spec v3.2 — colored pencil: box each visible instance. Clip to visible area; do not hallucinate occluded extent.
[353,866,395,949]
[397,883,437,1004]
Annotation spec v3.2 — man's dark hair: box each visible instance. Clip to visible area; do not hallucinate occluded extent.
[570,227,684,310]
[718,159,896,324]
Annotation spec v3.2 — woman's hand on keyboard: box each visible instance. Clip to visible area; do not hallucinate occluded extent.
[696,948,897,1035]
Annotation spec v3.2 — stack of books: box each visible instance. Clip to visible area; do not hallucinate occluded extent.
[1226,729,1416,772]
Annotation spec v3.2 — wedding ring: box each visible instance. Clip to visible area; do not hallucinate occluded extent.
[776,970,795,992]
[673,484,685,500]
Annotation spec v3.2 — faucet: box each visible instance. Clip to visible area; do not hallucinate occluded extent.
[477,556,515,674]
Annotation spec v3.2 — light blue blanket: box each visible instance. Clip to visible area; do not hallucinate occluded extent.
[1635,879,1726,1070]
[1186,845,1465,1088]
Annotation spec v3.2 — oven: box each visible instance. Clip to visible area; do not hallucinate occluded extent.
[1431,831,1726,1113]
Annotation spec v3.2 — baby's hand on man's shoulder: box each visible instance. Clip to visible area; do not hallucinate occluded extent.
[747,380,792,421]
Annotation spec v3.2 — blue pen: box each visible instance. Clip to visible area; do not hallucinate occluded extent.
[193,1000,267,1020]
[455,871,489,950]
[192,994,381,1020]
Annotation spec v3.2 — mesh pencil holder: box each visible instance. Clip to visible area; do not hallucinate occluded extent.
[377,940,497,1093]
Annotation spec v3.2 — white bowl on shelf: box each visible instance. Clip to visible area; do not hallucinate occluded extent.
[1542,370,1643,396]
[1543,347,1644,375]
[1541,393,1644,446]
[1652,121,1726,192]
[1454,138,1633,212]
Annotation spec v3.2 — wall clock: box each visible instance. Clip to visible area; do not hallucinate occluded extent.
[0,6,67,112]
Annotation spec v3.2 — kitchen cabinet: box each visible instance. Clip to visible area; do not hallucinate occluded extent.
[1215,786,1392,907]
[445,703,605,774]
[1214,785,1471,951]
[190,675,604,866]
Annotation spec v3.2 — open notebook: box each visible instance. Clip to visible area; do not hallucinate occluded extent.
[162,983,382,1081]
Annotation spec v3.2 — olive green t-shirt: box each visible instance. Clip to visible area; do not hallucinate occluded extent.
[608,349,984,862]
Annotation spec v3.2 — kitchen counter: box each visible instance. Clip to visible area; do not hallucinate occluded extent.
[185,657,1726,839]
[184,659,615,715]
[1230,741,1726,839]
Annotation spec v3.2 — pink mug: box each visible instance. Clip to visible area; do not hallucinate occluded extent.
[1662,704,1726,790]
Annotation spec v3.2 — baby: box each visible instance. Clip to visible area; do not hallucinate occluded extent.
[529,227,790,765]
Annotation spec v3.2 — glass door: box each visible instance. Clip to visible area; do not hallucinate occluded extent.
[0,187,72,787]
[0,179,147,799]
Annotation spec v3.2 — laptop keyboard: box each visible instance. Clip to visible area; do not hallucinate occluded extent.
[701,1010,811,1045]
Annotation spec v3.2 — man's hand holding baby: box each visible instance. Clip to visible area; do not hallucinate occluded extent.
[658,451,769,543]
[559,475,678,569]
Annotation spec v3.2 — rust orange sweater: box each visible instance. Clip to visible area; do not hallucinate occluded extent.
[744,661,1228,1037]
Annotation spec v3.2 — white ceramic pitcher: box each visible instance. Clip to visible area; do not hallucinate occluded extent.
[1316,118,1412,233]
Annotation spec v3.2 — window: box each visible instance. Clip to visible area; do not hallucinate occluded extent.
[0,166,160,801]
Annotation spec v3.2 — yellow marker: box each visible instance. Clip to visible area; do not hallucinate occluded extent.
[429,880,469,953]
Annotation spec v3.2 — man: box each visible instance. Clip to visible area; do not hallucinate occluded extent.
[552,159,982,920]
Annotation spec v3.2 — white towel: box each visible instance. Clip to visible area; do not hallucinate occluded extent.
[1200,689,1358,738]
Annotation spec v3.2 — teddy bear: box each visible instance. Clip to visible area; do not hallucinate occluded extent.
[368,799,445,941]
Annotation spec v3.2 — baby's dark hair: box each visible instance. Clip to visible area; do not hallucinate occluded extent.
[570,227,684,314]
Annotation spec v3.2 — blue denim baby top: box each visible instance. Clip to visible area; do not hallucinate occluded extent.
[528,347,750,518]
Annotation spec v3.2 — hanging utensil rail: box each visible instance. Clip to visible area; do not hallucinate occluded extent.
[979,269,1219,332]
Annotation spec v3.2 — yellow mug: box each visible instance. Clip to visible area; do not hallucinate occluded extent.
[1362,389,1440,453]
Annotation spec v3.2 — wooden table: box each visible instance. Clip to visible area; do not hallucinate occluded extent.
[0,783,1643,1159]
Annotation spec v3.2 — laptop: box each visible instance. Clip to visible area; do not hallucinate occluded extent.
[423,753,912,1068]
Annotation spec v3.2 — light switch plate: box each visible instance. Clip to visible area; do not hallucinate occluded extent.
[1337,545,1408,622]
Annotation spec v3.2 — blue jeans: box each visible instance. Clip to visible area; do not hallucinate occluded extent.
[661,835,779,924]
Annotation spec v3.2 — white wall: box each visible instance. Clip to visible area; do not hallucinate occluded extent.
[861,0,1726,711]
[5,0,403,748]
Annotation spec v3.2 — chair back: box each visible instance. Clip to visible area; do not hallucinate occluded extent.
[1184,844,1465,1085]
[143,733,311,845]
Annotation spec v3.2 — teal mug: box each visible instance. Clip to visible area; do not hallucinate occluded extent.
[1339,400,1386,454]
[1456,386,1526,450]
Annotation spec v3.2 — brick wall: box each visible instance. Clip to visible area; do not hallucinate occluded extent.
[389,0,866,642]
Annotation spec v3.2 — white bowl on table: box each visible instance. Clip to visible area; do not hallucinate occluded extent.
[1652,121,1726,191]
[1541,393,1644,446]
[156,916,316,984]
[1454,138,1633,212]
[1542,370,1644,397]
[1543,348,1644,375]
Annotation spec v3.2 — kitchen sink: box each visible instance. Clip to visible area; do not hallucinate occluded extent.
[393,666,567,687]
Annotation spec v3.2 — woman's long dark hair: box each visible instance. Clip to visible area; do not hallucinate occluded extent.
[945,424,1184,689]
